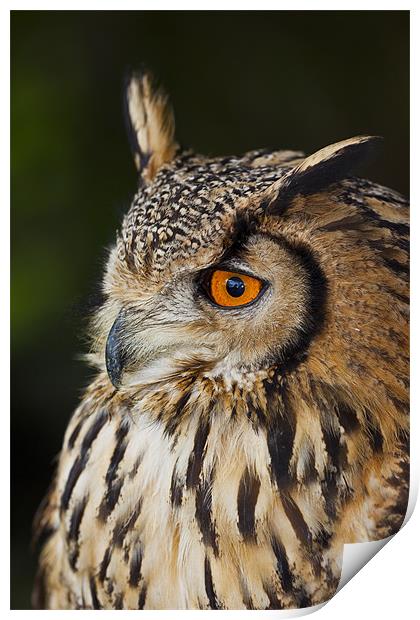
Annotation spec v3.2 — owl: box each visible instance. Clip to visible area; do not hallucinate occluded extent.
[33,70,409,610]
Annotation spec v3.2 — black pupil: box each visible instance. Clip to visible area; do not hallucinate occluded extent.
[226,276,245,298]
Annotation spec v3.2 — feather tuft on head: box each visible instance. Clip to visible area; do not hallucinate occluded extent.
[124,69,179,182]
[266,135,383,214]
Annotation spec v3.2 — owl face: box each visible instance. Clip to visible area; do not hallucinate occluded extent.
[104,221,318,387]
[100,152,327,389]
[93,71,406,408]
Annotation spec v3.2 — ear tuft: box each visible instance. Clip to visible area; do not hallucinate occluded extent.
[124,69,178,183]
[267,135,383,214]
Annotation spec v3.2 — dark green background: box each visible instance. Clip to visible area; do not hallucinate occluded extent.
[11,10,409,609]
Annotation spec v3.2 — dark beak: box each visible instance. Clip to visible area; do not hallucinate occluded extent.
[105,309,127,388]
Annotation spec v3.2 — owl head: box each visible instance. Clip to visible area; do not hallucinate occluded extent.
[91,70,407,449]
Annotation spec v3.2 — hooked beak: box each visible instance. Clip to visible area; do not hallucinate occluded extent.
[105,309,127,388]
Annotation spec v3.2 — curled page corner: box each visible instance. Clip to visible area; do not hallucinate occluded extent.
[334,454,417,597]
[336,467,417,596]
[336,535,392,593]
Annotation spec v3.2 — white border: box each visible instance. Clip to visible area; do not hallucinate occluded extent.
[4,3,417,618]
[1,2,415,10]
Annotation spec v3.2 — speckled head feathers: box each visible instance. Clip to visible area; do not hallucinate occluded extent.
[119,70,382,281]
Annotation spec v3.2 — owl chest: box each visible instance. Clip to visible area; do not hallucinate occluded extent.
[57,407,338,609]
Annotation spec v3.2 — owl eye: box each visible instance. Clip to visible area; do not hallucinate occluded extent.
[205,269,264,307]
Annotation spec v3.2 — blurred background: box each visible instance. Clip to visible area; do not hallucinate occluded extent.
[11,10,409,609]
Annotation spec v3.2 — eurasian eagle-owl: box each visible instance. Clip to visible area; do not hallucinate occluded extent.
[33,70,409,610]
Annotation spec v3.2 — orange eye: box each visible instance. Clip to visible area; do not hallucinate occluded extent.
[207,270,264,307]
